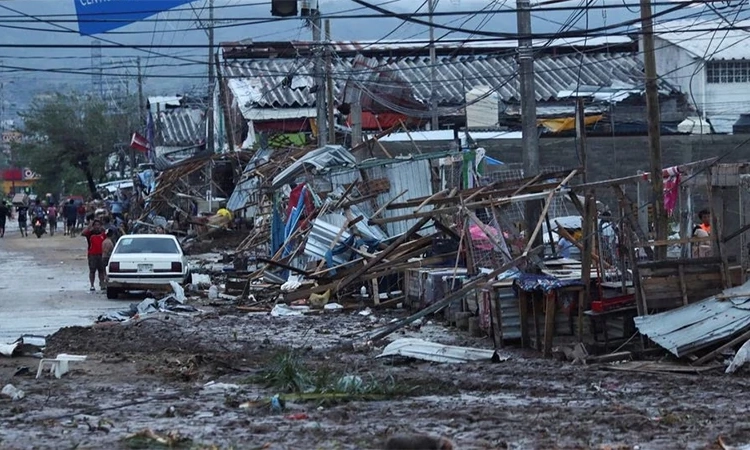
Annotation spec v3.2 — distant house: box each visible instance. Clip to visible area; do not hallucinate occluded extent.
[649,19,750,133]
[147,95,207,167]
[219,36,689,148]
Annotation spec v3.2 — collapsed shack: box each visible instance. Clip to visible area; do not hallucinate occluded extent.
[147,136,750,371]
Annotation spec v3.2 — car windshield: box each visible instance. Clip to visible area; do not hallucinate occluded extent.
[115,237,180,254]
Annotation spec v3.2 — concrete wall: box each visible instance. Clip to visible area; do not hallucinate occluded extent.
[651,37,704,113]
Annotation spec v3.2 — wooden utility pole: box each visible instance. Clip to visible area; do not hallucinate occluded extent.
[516,0,541,247]
[576,97,588,183]
[640,0,667,259]
[428,0,438,130]
[312,8,326,147]
[207,0,215,154]
[325,19,335,144]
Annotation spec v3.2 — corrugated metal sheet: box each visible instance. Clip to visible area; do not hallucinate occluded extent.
[304,217,354,265]
[272,145,356,189]
[222,36,634,58]
[634,281,750,357]
[224,52,676,114]
[654,19,750,61]
[368,159,434,237]
[158,108,205,147]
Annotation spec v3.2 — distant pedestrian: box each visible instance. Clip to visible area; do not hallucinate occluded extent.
[63,199,77,236]
[557,236,574,259]
[16,205,28,238]
[82,219,107,291]
[102,229,115,269]
[0,201,10,238]
[47,203,58,236]
[76,203,87,232]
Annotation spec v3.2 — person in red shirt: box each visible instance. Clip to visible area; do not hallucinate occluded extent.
[82,219,107,291]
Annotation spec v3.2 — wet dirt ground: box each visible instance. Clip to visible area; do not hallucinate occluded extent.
[1,227,750,449]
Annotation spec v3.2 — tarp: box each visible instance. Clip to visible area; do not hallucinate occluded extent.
[75,0,194,36]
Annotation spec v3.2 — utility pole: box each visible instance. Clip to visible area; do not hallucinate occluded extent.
[312,6,327,147]
[576,97,587,183]
[428,0,438,131]
[325,19,335,144]
[207,0,215,154]
[136,57,144,123]
[135,57,144,178]
[640,0,667,259]
[516,0,541,245]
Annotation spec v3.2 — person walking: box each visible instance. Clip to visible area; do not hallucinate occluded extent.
[63,199,77,236]
[17,205,28,237]
[0,201,10,238]
[76,202,87,233]
[47,203,58,236]
[82,219,107,291]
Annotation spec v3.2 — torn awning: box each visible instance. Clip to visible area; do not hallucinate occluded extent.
[272,145,356,189]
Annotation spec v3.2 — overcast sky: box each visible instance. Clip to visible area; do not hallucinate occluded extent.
[0,0,734,116]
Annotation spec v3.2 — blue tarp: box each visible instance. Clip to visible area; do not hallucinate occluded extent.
[515,273,583,293]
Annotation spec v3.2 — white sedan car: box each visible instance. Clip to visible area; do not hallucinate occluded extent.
[106,234,189,299]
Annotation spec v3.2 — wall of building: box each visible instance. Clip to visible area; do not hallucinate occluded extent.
[650,37,705,115]
[705,82,750,116]
[379,134,750,204]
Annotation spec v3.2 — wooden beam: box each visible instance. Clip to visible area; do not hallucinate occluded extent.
[365,247,542,342]
[678,264,689,306]
[694,328,750,365]
[337,215,432,291]
[523,170,578,256]
[613,185,655,260]
[579,191,596,335]
[371,189,408,219]
[386,180,561,210]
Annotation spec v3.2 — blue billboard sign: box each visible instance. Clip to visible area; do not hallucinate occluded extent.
[75,0,194,36]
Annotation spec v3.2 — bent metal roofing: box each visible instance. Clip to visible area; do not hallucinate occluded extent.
[223,50,675,111]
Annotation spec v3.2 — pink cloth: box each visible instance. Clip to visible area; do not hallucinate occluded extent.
[663,173,680,216]
[469,224,499,251]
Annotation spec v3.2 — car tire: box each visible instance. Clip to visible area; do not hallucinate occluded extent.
[106,287,120,300]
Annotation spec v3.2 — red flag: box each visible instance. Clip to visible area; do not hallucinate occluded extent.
[130,132,149,153]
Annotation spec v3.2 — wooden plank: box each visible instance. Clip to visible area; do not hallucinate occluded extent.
[637,257,723,270]
[694,328,750,365]
[543,292,556,358]
[523,170,579,256]
[555,222,612,269]
[489,292,503,349]
[644,236,713,247]
[365,248,541,342]
[580,191,596,321]
[371,189,408,219]
[678,264,689,306]
[613,185,655,260]
[337,215,432,291]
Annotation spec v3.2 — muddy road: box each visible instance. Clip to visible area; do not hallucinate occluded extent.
[0,227,122,342]
[0,227,749,449]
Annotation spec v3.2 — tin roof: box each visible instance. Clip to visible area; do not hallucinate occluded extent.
[654,19,750,61]
[634,281,750,357]
[157,108,205,147]
[223,51,671,114]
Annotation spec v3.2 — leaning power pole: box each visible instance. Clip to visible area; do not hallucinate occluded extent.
[516,0,541,245]
[428,0,438,130]
[640,0,667,259]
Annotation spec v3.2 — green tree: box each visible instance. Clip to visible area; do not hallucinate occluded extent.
[13,93,139,198]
